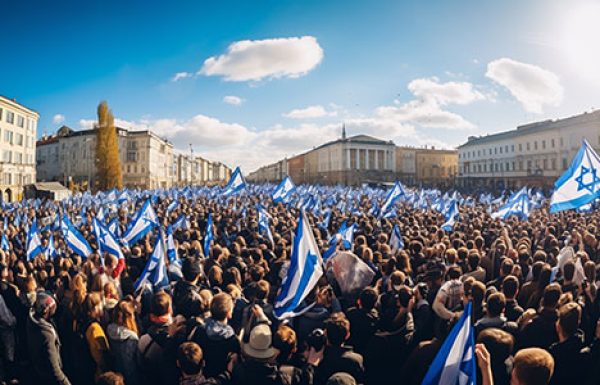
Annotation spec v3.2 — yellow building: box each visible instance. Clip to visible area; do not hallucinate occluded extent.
[415,148,458,187]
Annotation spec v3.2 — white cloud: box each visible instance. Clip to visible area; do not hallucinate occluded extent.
[223,95,244,106]
[376,99,476,130]
[282,105,336,119]
[199,36,324,81]
[485,58,563,113]
[407,77,485,105]
[53,114,65,124]
[171,72,193,82]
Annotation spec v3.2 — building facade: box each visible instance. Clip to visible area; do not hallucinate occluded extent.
[37,125,230,190]
[415,148,458,187]
[458,110,600,190]
[248,128,459,186]
[0,96,38,201]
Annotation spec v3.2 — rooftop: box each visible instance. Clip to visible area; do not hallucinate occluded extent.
[458,109,600,148]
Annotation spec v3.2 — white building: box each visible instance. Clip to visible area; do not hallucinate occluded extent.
[458,110,600,189]
[37,126,174,190]
[0,96,38,201]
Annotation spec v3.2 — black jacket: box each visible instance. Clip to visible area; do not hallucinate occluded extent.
[549,333,590,385]
[519,308,558,350]
[504,299,524,322]
[26,312,71,385]
[346,307,378,354]
[315,345,364,385]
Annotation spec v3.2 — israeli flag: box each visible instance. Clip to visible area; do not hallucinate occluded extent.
[203,213,214,257]
[93,218,125,260]
[166,225,181,267]
[61,215,93,259]
[274,211,323,319]
[257,204,274,245]
[122,200,158,247]
[108,218,121,238]
[172,214,190,231]
[273,176,296,203]
[166,200,178,213]
[441,200,459,232]
[134,231,169,292]
[26,219,43,261]
[390,224,404,254]
[421,302,476,385]
[45,234,58,260]
[379,181,405,218]
[223,167,246,196]
[96,206,105,222]
[322,221,355,260]
[1,231,9,252]
[550,139,600,213]
[491,187,531,220]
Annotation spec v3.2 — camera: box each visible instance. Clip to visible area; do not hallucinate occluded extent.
[306,328,326,351]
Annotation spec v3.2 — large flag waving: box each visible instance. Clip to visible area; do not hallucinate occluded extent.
[26,219,43,261]
[379,181,405,218]
[441,199,459,232]
[203,213,214,257]
[93,217,125,260]
[274,211,323,319]
[491,187,531,220]
[390,224,404,254]
[421,302,476,385]
[122,200,158,247]
[550,139,600,213]
[223,167,246,196]
[134,232,169,292]
[257,204,274,245]
[61,215,93,259]
[272,176,296,203]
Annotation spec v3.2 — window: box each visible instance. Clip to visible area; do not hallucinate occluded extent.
[4,130,13,144]
[519,161,523,171]
[551,158,556,170]
[534,141,538,150]
[526,143,530,151]
[543,159,547,170]
[6,111,14,124]
[527,160,532,170]
[499,147,502,154]
[0,108,3,121]
[542,140,546,149]
[505,145,508,153]
[560,137,564,147]
[552,138,555,148]
[15,134,23,146]
[511,145,515,152]
[127,151,137,162]
[16,115,24,128]
[15,152,22,164]
[519,143,522,152]
[562,158,568,170]
[3,151,11,163]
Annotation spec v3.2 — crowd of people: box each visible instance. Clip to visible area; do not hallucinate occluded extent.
[0,184,599,385]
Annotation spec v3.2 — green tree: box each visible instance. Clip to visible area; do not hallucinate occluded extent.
[96,101,123,190]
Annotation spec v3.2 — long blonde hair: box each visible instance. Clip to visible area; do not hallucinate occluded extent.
[113,299,139,336]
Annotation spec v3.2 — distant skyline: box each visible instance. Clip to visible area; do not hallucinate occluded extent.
[3,0,600,171]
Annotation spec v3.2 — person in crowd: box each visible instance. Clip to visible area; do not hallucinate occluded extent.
[502,275,524,322]
[26,292,71,385]
[107,299,141,385]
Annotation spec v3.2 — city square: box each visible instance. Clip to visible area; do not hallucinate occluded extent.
[1,1,600,385]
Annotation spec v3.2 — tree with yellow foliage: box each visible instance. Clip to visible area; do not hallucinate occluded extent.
[96,101,123,190]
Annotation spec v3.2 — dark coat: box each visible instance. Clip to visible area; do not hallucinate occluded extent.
[107,323,141,385]
[549,333,590,385]
[315,346,364,385]
[504,299,524,322]
[231,360,306,385]
[26,312,71,385]
[346,307,378,354]
[519,308,558,350]
[190,318,240,378]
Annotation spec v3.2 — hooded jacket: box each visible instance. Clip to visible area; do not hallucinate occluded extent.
[191,317,240,378]
[107,323,140,385]
[26,312,71,385]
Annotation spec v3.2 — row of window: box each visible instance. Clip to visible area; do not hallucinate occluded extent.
[463,157,569,174]
[2,173,33,185]
[460,137,574,159]
[2,150,33,165]
[0,108,36,132]
[0,128,32,148]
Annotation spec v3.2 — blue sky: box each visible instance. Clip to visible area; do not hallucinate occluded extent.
[3,0,600,171]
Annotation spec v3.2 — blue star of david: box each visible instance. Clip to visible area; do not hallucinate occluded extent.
[575,166,600,194]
